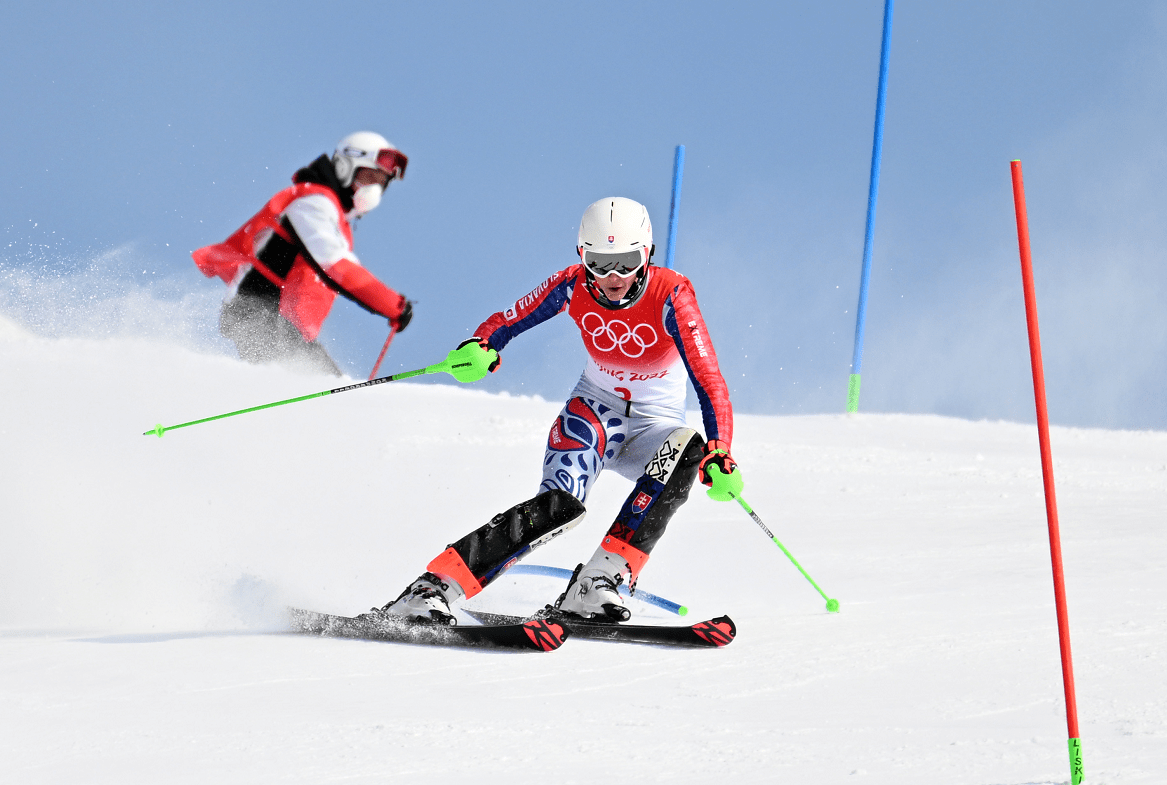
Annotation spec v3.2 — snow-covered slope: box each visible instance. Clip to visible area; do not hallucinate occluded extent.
[1,322,1164,784]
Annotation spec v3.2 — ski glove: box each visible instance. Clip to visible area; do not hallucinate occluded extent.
[446,338,501,383]
[699,439,743,502]
[391,299,414,333]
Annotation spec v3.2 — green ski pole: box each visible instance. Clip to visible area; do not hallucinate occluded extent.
[730,491,839,613]
[143,343,498,438]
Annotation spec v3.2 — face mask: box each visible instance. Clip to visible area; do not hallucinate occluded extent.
[352,183,384,216]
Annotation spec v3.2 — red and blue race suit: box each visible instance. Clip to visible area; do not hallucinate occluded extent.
[473,264,733,447]
[419,264,735,598]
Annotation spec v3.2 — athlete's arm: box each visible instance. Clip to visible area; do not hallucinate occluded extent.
[663,277,733,446]
[472,266,578,351]
[325,260,408,322]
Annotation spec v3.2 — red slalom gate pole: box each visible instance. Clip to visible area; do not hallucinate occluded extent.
[1010,160,1084,785]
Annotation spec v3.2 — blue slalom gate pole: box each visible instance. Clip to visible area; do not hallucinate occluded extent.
[508,564,688,616]
[847,0,894,413]
[664,144,686,269]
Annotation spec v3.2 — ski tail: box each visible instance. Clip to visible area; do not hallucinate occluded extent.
[288,607,568,652]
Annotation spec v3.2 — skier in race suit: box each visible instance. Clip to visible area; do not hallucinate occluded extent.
[192,131,413,376]
[375,197,745,624]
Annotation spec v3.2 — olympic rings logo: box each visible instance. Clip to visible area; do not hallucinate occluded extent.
[581,312,658,358]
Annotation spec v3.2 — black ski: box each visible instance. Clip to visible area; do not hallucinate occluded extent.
[288,607,568,652]
[464,608,736,648]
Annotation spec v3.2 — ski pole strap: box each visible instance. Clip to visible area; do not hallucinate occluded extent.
[731,493,840,613]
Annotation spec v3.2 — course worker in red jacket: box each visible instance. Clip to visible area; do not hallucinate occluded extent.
[193,132,413,375]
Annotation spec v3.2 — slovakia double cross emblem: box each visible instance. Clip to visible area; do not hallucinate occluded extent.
[631,491,653,513]
[581,312,658,358]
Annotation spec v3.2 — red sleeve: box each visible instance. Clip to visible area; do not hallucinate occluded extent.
[666,276,733,447]
[325,259,406,319]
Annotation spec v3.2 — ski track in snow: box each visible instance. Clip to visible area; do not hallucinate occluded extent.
[1,316,1165,784]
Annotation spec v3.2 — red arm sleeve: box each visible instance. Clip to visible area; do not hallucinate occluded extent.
[666,278,733,446]
[324,259,406,320]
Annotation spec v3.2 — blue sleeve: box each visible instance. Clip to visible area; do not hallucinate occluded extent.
[474,269,577,351]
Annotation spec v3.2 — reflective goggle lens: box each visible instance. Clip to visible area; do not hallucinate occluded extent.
[582,249,645,277]
[375,148,408,180]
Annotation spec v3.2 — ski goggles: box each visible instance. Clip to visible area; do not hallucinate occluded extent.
[582,248,646,278]
[375,148,408,180]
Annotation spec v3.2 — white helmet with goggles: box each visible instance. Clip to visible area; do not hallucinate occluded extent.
[577,197,653,279]
[577,197,654,306]
[331,131,409,188]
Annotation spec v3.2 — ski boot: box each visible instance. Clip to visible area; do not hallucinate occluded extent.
[372,572,463,626]
[554,554,632,623]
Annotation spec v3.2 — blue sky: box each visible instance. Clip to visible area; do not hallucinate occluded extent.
[3,1,1165,430]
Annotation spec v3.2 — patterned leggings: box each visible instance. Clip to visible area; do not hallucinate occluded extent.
[538,396,705,565]
[539,396,686,502]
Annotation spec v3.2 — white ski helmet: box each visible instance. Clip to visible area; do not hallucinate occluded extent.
[331,131,408,188]
[577,197,654,279]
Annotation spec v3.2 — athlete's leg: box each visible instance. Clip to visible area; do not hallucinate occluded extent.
[426,489,586,598]
[220,293,340,375]
[539,396,631,502]
[556,426,705,620]
[375,489,586,623]
[220,294,281,363]
[377,396,628,623]
[605,426,706,566]
[282,337,343,377]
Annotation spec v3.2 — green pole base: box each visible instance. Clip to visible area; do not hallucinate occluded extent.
[826,598,840,613]
[1068,738,1084,785]
[847,373,861,413]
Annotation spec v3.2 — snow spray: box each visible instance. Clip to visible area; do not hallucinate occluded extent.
[1011,159,1084,785]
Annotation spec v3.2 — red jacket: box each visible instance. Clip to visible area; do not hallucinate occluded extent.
[193,182,404,341]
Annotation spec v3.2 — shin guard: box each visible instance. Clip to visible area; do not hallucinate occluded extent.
[427,489,586,599]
